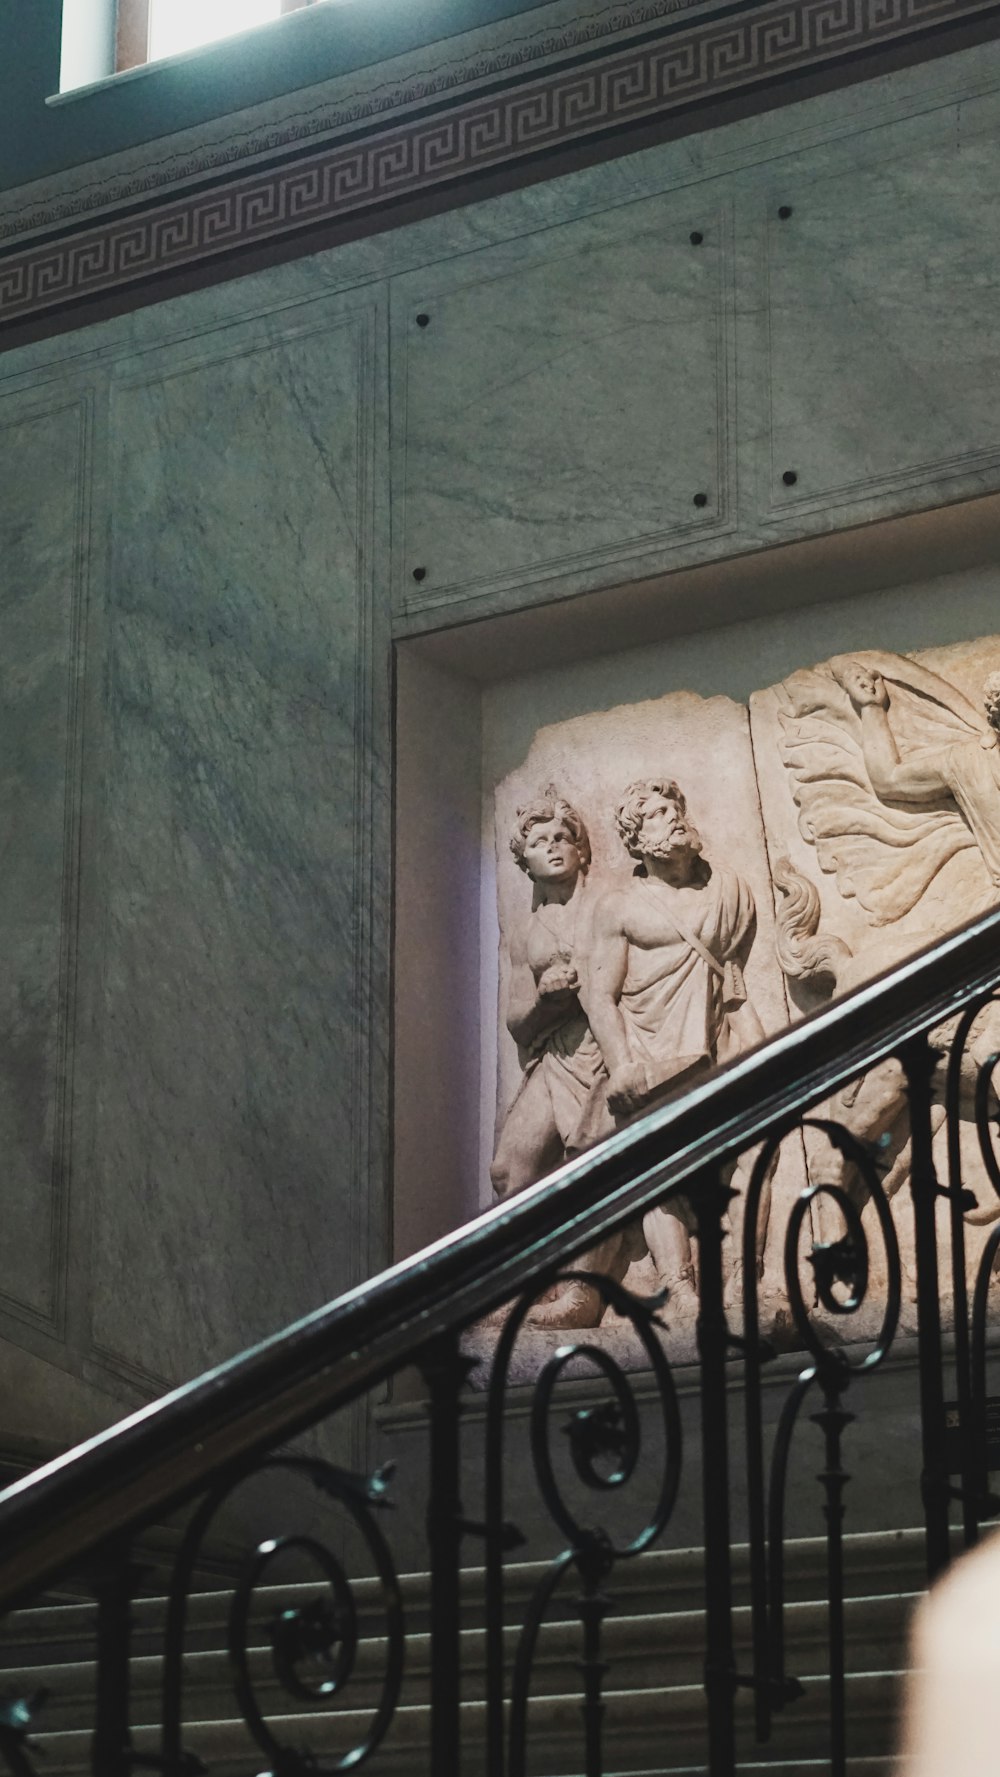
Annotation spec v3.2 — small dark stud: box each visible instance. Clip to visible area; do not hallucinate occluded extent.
[782,470,798,487]
[778,205,793,221]
[416,313,430,328]
[412,566,427,582]
[690,231,704,246]
[693,492,708,508]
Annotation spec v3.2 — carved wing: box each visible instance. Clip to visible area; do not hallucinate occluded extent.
[776,650,985,925]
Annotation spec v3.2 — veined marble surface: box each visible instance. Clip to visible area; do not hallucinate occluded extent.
[2,34,1000,1451]
[394,188,733,615]
[89,304,383,1391]
[0,395,86,1336]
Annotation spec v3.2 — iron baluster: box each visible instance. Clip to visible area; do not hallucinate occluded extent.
[902,1033,951,1579]
[766,1372,815,1710]
[812,1375,854,1777]
[968,1021,1000,1518]
[944,1006,984,1548]
[484,1338,507,1777]
[483,1283,535,1777]
[91,1540,138,1777]
[741,1133,784,1743]
[420,1331,471,1777]
[692,1168,737,1777]
[575,1540,612,1777]
[509,1268,681,1777]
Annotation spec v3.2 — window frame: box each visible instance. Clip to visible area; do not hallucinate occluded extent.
[115,0,317,73]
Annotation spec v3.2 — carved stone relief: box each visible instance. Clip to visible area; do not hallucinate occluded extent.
[468,636,1000,1375]
[752,637,1000,1342]
[465,692,800,1372]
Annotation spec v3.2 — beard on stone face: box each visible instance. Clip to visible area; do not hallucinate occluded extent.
[641,823,704,862]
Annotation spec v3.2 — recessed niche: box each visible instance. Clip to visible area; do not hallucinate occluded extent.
[392,491,1000,1269]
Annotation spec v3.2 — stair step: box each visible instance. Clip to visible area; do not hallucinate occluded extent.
[0,1524,929,1659]
[28,1670,912,1775]
[3,1590,920,1733]
[0,1528,928,1774]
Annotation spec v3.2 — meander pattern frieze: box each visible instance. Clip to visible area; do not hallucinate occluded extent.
[0,0,705,247]
[2,0,998,325]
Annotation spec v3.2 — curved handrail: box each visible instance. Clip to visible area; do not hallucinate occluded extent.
[0,904,998,1609]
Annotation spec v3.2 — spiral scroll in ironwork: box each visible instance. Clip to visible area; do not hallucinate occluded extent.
[161,1455,403,1775]
[940,992,1000,1528]
[746,1114,903,1737]
[943,991,1000,1225]
[783,1117,902,1370]
[485,1267,681,1777]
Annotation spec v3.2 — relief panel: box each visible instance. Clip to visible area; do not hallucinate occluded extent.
[468,632,1000,1377]
[393,192,734,617]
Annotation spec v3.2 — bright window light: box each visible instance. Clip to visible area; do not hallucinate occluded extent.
[149,0,284,61]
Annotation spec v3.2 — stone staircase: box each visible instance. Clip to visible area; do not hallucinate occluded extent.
[0,1528,927,1774]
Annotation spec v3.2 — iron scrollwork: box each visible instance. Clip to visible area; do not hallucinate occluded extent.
[161,1457,403,1777]
[484,1270,682,1777]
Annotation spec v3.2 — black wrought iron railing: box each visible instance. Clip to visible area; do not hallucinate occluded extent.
[2,907,1000,1775]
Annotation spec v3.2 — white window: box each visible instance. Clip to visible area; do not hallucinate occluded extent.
[150,0,282,60]
[117,0,318,76]
[60,0,321,90]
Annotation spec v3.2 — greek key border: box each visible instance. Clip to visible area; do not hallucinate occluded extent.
[2,0,997,326]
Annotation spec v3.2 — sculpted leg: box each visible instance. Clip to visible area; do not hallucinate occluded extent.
[809,1060,909,1241]
[489,1068,563,1200]
[525,1230,632,1329]
[642,1203,699,1322]
[488,1069,619,1328]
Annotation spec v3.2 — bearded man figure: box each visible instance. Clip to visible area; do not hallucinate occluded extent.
[584,779,767,1315]
[490,788,637,1327]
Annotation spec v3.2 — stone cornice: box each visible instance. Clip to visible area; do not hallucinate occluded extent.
[0,0,710,247]
[1,0,998,328]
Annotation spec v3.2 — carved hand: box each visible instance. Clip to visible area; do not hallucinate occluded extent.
[607,1060,649,1116]
[537,961,579,997]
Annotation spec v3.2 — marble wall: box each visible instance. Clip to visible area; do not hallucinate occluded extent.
[4,36,1000,1458]
[0,294,390,1464]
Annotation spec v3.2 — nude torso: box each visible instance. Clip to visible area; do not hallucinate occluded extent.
[525,895,585,980]
[612,871,714,952]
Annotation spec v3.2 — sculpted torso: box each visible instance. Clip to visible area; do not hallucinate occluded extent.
[502,817,591,1054]
[489,793,632,1328]
[600,868,715,955]
[523,898,583,988]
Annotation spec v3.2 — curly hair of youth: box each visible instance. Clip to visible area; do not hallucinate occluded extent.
[984,670,1000,724]
[510,788,591,874]
[615,778,687,857]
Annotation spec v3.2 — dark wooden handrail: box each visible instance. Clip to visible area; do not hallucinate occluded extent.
[0,904,998,1609]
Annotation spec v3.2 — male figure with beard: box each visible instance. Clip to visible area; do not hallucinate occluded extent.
[584,779,765,1312]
